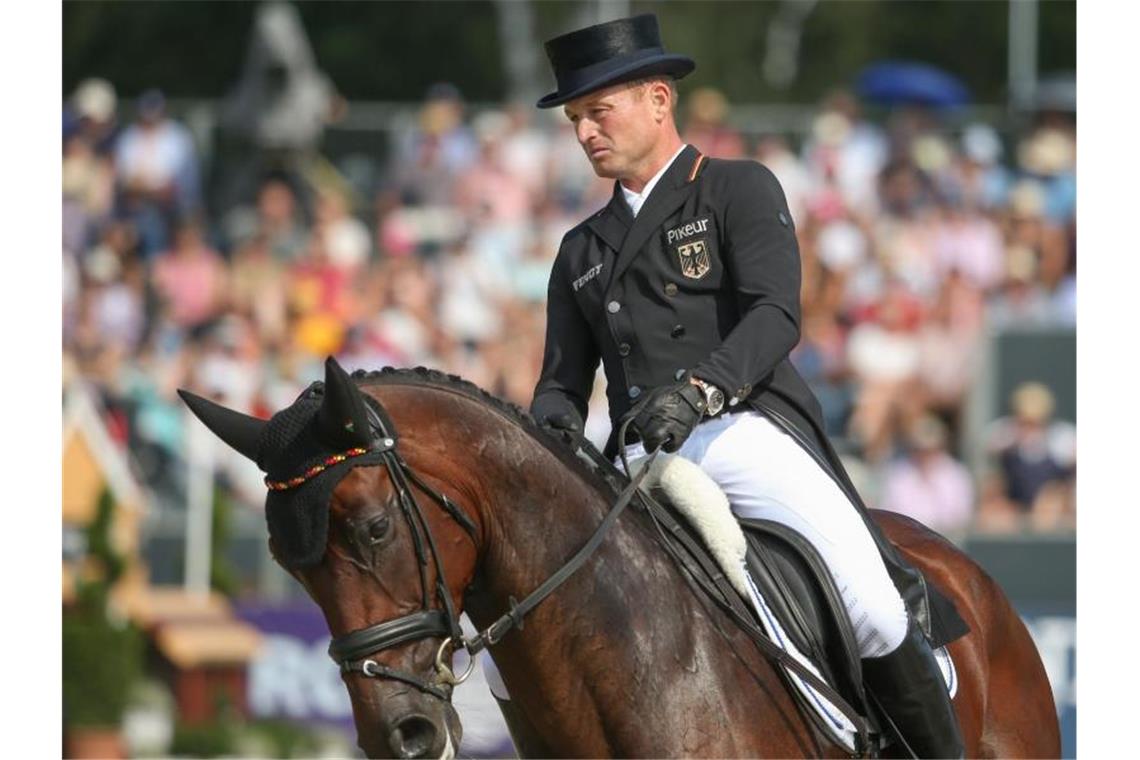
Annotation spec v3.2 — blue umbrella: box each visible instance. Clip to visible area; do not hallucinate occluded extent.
[856,61,970,108]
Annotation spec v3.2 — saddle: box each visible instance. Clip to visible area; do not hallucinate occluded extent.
[573,440,964,754]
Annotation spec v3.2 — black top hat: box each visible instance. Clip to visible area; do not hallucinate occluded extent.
[537,14,695,109]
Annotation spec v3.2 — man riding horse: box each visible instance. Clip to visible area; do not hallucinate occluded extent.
[527,14,964,758]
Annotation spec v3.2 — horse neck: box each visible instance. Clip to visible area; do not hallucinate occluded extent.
[460,415,634,614]
[387,386,810,756]
[440,403,709,741]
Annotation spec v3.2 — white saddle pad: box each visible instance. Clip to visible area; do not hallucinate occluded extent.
[634,453,958,753]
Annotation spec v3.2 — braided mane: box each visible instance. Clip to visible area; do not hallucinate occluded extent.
[351,366,620,499]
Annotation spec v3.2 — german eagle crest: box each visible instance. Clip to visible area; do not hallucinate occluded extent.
[676,239,711,279]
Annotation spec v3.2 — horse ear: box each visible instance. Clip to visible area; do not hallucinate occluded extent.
[317,357,372,448]
[178,389,265,464]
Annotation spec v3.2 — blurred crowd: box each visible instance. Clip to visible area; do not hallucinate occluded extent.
[63,77,1075,541]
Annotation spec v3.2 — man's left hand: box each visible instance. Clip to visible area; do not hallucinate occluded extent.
[631,380,707,453]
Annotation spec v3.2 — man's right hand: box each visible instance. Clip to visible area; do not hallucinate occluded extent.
[532,395,586,448]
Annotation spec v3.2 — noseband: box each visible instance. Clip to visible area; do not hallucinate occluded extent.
[324,391,657,703]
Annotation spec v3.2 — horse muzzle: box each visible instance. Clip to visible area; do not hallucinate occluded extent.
[358,695,462,760]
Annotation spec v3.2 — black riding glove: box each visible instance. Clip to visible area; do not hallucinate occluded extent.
[531,395,586,448]
[631,380,707,453]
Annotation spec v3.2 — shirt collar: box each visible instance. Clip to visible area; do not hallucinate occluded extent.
[620,144,688,218]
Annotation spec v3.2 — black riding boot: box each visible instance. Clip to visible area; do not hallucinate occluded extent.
[862,619,965,759]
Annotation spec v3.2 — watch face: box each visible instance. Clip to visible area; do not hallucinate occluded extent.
[693,378,724,415]
[707,388,724,415]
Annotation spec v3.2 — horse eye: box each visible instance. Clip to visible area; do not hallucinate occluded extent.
[367,516,392,544]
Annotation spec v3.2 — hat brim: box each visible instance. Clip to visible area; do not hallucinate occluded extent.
[536,55,695,109]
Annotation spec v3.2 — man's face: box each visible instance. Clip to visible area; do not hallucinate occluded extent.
[563,82,661,179]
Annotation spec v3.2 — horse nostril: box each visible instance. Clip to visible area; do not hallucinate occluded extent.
[389,714,438,758]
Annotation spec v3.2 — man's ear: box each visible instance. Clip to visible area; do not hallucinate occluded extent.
[651,81,671,121]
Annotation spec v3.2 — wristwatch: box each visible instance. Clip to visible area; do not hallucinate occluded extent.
[691,377,725,417]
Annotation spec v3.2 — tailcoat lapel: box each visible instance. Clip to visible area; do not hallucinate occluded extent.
[585,183,633,255]
[606,145,702,291]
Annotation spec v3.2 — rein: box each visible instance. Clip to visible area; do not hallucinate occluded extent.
[324,395,658,703]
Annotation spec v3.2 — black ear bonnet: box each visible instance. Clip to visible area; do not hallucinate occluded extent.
[259,382,386,569]
[181,357,399,570]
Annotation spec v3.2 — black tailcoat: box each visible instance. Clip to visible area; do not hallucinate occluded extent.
[532,145,967,643]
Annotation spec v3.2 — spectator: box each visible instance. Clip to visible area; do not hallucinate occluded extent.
[151,217,229,331]
[846,279,926,461]
[498,102,550,197]
[314,188,372,271]
[986,244,1055,328]
[681,87,745,159]
[1016,119,1076,224]
[66,77,119,155]
[755,135,811,226]
[791,310,851,437]
[454,111,534,226]
[802,89,889,217]
[386,83,477,206]
[114,89,201,256]
[879,415,975,536]
[226,175,310,261]
[955,123,1012,211]
[915,271,985,428]
[229,233,288,345]
[930,196,1005,292]
[984,382,1075,528]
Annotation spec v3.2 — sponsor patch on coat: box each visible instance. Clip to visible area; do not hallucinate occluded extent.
[666,216,711,245]
[677,239,712,279]
[572,263,604,291]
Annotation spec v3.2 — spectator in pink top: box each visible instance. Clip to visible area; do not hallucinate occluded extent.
[151,218,228,330]
[879,415,974,536]
[453,111,533,226]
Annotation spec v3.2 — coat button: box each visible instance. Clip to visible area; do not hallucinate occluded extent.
[778,211,790,227]
[628,386,642,399]
[618,342,631,356]
[664,282,678,296]
[670,324,686,338]
[607,300,621,313]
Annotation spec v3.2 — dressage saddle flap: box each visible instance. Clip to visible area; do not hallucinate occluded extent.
[740,518,867,711]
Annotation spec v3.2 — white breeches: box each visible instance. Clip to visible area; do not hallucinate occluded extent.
[624,410,909,659]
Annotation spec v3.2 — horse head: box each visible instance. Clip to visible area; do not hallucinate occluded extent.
[180,358,480,759]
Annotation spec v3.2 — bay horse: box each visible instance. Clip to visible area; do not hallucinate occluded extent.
[181,362,1060,758]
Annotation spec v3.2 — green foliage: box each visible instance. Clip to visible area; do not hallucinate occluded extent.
[169,717,322,759]
[61,613,144,727]
[63,1,1075,105]
[248,719,322,759]
[169,720,238,758]
[63,0,506,101]
[63,488,143,728]
[209,486,240,598]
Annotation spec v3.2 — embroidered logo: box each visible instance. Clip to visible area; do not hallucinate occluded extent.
[677,239,712,279]
[572,263,604,291]
[666,216,710,245]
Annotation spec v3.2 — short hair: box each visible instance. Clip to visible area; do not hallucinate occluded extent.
[627,75,679,113]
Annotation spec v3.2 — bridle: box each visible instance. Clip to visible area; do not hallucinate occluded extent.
[324,394,656,703]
